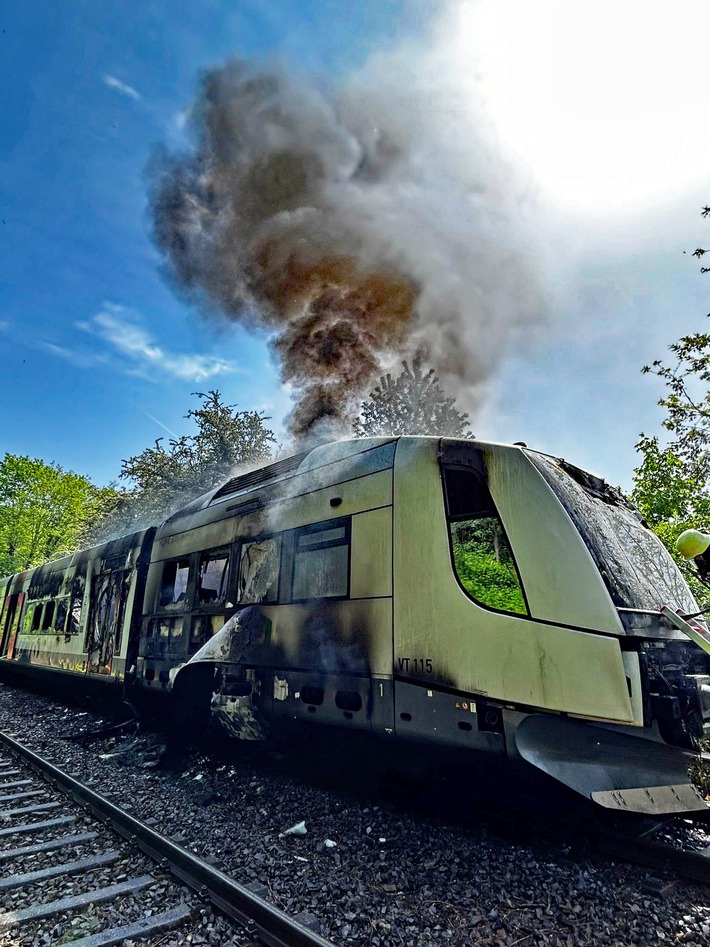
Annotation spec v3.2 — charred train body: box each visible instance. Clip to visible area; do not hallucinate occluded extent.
[2,437,710,816]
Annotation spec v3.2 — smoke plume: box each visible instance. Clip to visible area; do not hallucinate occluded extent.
[149,3,544,440]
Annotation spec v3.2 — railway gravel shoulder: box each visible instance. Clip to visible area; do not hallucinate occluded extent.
[2,682,710,946]
[0,721,336,947]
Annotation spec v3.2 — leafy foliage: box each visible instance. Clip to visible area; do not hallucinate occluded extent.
[0,455,115,575]
[641,205,710,792]
[88,391,276,541]
[690,204,710,274]
[354,357,473,438]
[450,520,527,615]
[631,437,710,608]
[642,334,710,482]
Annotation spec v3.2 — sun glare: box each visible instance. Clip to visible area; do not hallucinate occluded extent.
[459,0,710,215]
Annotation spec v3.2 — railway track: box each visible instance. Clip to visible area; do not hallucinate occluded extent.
[481,803,710,892]
[569,817,710,889]
[0,729,336,947]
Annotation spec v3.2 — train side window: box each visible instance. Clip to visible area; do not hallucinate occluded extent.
[41,601,55,632]
[159,559,191,609]
[23,603,37,634]
[31,603,43,632]
[292,519,350,602]
[238,539,280,604]
[69,575,85,635]
[197,551,229,606]
[443,467,528,616]
[188,614,225,654]
[54,597,69,635]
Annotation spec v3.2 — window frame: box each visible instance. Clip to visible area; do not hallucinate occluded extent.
[23,602,38,635]
[290,517,351,604]
[68,574,85,636]
[441,464,529,618]
[156,557,194,613]
[41,600,55,633]
[236,535,283,605]
[30,602,43,633]
[194,547,232,611]
[52,595,69,636]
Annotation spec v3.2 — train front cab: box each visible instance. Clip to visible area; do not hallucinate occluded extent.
[391,437,710,816]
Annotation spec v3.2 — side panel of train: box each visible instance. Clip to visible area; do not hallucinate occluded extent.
[0,530,154,696]
[137,441,397,735]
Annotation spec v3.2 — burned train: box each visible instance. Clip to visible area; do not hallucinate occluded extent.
[2,436,710,816]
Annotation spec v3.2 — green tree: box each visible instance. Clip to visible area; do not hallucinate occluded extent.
[354,357,473,437]
[90,391,276,539]
[631,435,710,606]
[642,333,710,481]
[0,455,110,574]
[641,204,710,479]
[636,203,710,602]
[631,434,702,529]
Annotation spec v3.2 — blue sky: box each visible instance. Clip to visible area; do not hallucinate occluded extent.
[2,0,709,492]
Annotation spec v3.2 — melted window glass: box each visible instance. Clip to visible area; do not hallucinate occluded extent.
[69,575,85,635]
[159,559,191,609]
[292,521,349,601]
[145,616,184,658]
[238,539,280,604]
[444,468,527,616]
[54,597,68,635]
[189,614,225,654]
[197,552,229,606]
[529,453,698,614]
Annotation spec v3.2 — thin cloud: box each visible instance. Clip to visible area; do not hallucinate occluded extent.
[78,303,238,383]
[103,74,142,102]
[39,341,103,368]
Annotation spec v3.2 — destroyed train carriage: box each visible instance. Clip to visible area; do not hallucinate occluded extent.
[1,436,710,816]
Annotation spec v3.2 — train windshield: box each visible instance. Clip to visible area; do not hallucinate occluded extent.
[527,452,698,616]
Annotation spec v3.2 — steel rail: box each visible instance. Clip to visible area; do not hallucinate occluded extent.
[484,806,710,889]
[0,729,336,947]
[580,825,710,887]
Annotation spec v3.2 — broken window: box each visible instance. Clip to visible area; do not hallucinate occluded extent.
[54,597,68,635]
[529,452,698,614]
[145,616,184,658]
[292,520,350,601]
[189,614,225,654]
[238,539,280,604]
[30,603,42,632]
[197,551,229,606]
[87,570,130,674]
[443,467,527,616]
[23,603,38,634]
[69,575,85,636]
[159,559,191,610]
[41,601,55,632]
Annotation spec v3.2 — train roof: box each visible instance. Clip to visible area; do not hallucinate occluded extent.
[161,436,401,527]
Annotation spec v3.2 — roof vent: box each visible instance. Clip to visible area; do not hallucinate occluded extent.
[211,451,307,504]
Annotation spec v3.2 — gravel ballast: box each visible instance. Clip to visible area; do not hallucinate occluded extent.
[0,682,709,946]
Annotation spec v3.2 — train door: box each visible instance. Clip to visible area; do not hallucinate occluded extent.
[0,592,24,660]
[86,569,131,675]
